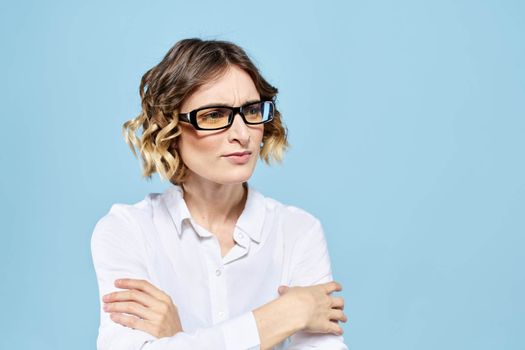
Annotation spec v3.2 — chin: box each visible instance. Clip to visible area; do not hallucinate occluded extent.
[187,159,258,185]
[219,173,253,185]
[215,166,256,185]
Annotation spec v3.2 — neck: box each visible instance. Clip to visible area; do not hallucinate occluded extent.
[180,174,248,231]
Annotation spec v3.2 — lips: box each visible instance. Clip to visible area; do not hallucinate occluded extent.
[223,151,252,157]
[222,151,252,165]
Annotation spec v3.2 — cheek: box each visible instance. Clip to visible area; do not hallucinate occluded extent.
[253,125,265,143]
[177,129,219,162]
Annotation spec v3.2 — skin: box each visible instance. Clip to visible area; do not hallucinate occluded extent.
[103,65,347,346]
[176,65,266,258]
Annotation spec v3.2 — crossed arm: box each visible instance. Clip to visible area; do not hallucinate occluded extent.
[91,211,348,349]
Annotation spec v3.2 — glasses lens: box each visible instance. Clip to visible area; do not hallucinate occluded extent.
[243,101,274,124]
[196,107,231,129]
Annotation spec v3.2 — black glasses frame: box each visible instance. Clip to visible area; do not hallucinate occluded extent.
[178,100,275,131]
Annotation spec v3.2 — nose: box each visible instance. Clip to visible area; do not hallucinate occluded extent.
[227,112,250,145]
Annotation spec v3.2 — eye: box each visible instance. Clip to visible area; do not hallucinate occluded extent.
[196,108,230,128]
[203,111,222,119]
[200,109,229,120]
[246,105,261,115]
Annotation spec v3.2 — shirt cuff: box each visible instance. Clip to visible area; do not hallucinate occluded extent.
[221,311,261,350]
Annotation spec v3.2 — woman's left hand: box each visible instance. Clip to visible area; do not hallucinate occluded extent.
[103,278,183,338]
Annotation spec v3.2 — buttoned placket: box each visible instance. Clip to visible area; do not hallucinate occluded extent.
[192,221,252,325]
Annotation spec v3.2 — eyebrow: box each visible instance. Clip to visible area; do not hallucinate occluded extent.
[195,99,261,109]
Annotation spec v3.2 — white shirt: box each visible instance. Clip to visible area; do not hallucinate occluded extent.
[91,183,348,350]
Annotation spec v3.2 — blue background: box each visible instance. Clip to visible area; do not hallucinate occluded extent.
[1,0,523,349]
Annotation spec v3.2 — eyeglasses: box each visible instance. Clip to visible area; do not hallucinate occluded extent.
[178,100,275,131]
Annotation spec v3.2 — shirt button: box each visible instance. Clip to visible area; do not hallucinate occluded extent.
[218,311,225,318]
[238,232,244,239]
[215,269,222,276]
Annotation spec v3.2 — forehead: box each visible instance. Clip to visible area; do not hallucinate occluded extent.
[181,65,260,111]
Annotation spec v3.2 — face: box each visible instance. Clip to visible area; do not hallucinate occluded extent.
[177,65,264,185]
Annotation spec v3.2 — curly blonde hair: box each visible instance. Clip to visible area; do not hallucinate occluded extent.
[122,38,289,185]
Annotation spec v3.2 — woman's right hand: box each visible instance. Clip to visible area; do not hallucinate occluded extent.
[102,278,183,338]
[277,281,347,335]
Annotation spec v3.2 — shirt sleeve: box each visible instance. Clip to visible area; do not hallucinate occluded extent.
[285,219,349,350]
[141,311,260,350]
[91,204,261,350]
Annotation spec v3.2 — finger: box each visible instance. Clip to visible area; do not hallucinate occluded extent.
[323,281,343,294]
[330,296,345,310]
[114,279,170,303]
[104,301,158,321]
[329,309,348,323]
[109,312,157,336]
[103,289,153,308]
[328,320,344,336]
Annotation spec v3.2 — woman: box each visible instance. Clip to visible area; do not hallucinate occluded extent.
[91,38,348,350]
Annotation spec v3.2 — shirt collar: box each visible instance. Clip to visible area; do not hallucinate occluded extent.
[162,184,192,236]
[161,182,265,244]
[236,183,265,243]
